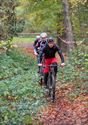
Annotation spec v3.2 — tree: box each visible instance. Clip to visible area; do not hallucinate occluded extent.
[0,0,25,41]
[69,0,88,40]
[19,0,64,34]
[0,0,18,40]
[62,0,74,52]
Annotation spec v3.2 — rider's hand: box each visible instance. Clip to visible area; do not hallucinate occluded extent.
[38,63,42,66]
[34,51,38,56]
[61,63,65,67]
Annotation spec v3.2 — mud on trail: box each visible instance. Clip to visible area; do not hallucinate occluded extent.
[16,42,88,125]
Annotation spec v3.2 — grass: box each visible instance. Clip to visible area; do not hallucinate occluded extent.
[0,44,87,124]
[12,37,35,43]
[0,49,47,125]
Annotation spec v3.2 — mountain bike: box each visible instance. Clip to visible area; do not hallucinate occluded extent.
[47,63,58,102]
[40,63,58,102]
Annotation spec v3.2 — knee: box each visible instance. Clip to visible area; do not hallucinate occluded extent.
[44,73,48,78]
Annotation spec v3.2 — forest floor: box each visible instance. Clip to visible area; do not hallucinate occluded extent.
[16,42,88,125]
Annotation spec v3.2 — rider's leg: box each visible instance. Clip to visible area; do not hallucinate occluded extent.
[52,62,58,80]
[44,73,48,87]
[51,58,58,76]
[37,55,41,73]
[43,59,51,87]
[37,55,40,73]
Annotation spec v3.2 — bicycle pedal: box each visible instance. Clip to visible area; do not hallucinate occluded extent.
[55,79,58,82]
[45,89,48,93]
[51,99,55,103]
[44,85,48,89]
[49,86,52,89]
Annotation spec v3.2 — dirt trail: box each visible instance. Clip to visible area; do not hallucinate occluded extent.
[36,85,88,125]
[15,42,36,59]
[15,42,33,48]
[16,42,88,125]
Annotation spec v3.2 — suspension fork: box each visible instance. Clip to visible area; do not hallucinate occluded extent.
[48,65,56,101]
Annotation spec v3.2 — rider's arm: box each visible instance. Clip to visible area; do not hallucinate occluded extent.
[33,40,38,54]
[33,47,38,55]
[33,39,37,47]
[33,39,38,49]
[38,48,44,64]
[56,45,65,63]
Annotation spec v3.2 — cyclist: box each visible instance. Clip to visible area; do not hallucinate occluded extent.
[33,32,48,73]
[33,33,48,55]
[40,32,48,50]
[33,35,41,56]
[38,37,65,87]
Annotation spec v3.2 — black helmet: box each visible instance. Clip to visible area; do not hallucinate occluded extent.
[48,37,54,43]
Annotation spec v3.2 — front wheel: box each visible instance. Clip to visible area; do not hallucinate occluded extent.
[48,74,56,102]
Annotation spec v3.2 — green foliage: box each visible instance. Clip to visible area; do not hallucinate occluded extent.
[0,0,25,50]
[15,19,25,33]
[0,0,18,40]
[0,1,18,52]
[19,0,64,34]
[23,115,32,124]
[17,0,88,39]
[0,49,47,124]
[12,37,35,43]
[69,0,88,39]
[57,44,88,101]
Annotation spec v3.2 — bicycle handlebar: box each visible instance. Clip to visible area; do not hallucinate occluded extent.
[39,64,60,67]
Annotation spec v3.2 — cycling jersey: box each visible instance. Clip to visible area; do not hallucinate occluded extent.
[33,39,41,54]
[33,39,48,54]
[40,39,48,51]
[38,44,64,63]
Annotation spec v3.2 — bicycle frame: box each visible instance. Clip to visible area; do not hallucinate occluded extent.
[40,64,58,102]
[39,61,59,102]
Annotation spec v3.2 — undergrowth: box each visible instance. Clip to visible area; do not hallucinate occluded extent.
[0,48,47,125]
[0,44,88,124]
[57,44,88,101]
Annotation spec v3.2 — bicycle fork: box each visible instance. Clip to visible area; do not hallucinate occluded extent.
[48,72,56,102]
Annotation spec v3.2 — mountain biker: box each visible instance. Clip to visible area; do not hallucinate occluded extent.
[33,35,41,56]
[33,33,48,56]
[33,33,48,73]
[40,32,48,50]
[38,37,65,87]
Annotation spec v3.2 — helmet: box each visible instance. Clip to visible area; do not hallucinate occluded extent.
[48,37,54,43]
[36,35,40,39]
[40,32,47,38]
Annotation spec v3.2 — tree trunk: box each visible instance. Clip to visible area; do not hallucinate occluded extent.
[62,0,74,52]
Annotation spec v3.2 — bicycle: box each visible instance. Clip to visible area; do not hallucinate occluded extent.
[47,64,59,102]
[40,63,59,102]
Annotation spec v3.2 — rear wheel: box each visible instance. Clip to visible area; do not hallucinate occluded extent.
[39,76,44,86]
[39,66,44,85]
